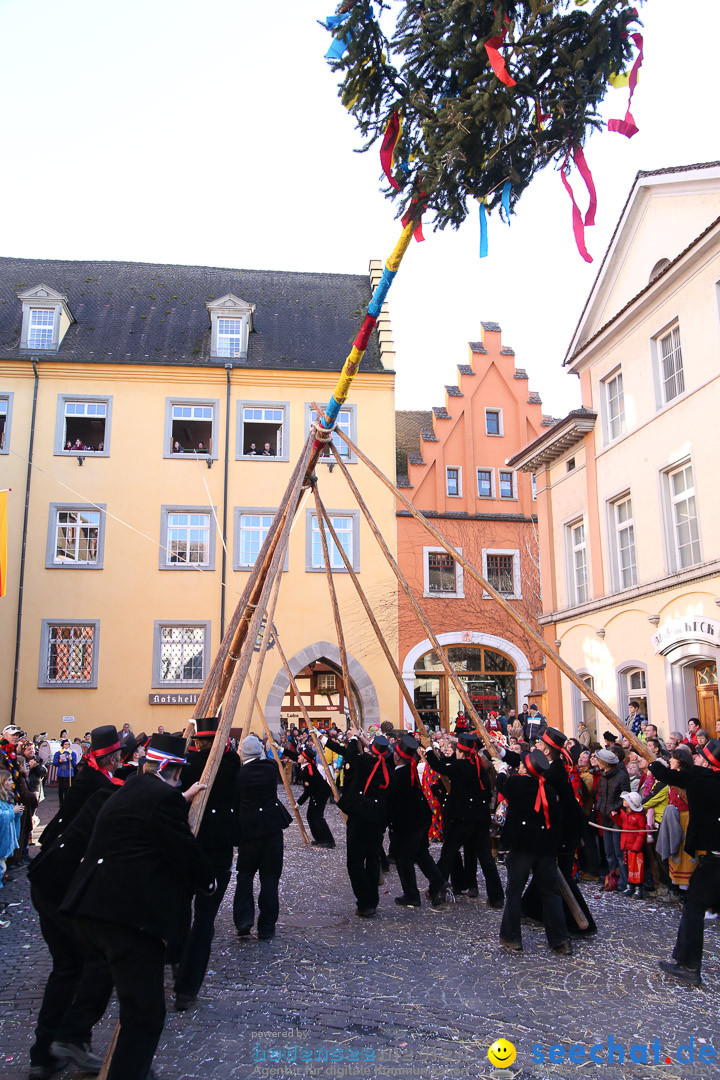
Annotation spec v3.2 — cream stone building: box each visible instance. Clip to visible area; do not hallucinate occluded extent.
[0,257,398,738]
[509,162,720,739]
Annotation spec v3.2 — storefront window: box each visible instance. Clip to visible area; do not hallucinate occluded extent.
[413,645,516,731]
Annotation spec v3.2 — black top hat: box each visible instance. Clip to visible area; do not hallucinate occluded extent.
[193,716,220,738]
[146,733,187,767]
[457,732,480,750]
[371,735,391,754]
[121,736,139,762]
[603,731,619,743]
[700,738,720,770]
[541,727,567,751]
[524,748,550,775]
[396,734,420,757]
[299,744,316,761]
[90,725,121,755]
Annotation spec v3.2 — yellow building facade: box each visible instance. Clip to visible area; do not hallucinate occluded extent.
[1,259,399,738]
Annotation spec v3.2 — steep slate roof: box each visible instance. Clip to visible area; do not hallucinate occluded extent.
[0,257,384,372]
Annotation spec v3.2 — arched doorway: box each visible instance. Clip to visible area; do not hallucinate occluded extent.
[413,644,518,733]
[264,640,380,734]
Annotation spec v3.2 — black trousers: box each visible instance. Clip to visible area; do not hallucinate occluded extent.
[522,848,597,935]
[393,828,446,903]
[500,851,569,948]
[673,856,720,971]
[57,777,71,804]
[307,797,334,846]
[30,886,114,1067]
[233,832,283,933]
[73,917,166,1080]
[438,820,504,904]
[346,816,384,911]
[174,848,233,998]
[451,847,478,893]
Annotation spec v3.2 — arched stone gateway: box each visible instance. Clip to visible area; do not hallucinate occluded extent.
[264,641,380,732]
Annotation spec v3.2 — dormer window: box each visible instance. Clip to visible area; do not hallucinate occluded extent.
[206,295,255,360]
[18,285,74,352]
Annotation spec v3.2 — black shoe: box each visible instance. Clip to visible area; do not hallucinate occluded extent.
[315,842,335,849]
[430,886,450,907]
[487,897,504,909]
[659,960,701,987]
[257,928,275,940]
[49,1042,102,1073]
[174,993,197,1011]
[236,925,252,937]
[466,887,480,898]
[500,938,523,952]
[29,1057,68,1080]
[394,896,420,908]
[552,940,574,956]
[356,907,377,918]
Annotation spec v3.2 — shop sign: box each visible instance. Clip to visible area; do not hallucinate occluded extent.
[148,693,200,705]
[651,617,720,656]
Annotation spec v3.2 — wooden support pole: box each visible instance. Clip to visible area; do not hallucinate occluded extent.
[322,417,653,764]
[271,622,344,812]
[315,492,430,741]
[326,443,498,756]
[311,483,360,731]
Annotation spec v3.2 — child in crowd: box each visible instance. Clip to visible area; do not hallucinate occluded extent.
[0,771,23,885]
[613,790,647,899]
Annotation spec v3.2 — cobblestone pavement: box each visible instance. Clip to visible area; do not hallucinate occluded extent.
[2,790,719,1080]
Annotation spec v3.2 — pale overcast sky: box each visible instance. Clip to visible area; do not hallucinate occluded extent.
[1,0,716,418]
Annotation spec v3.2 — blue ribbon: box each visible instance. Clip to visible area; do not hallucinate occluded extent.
[479,202,488,258]
[367,266,396,317]
[501,180,512,225]
[323,13,351,60]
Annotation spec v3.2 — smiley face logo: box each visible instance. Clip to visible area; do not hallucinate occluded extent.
[488,1039,517,1068]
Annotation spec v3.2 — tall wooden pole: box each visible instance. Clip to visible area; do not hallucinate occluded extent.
[324,421,653,763]
[249,677,310,847]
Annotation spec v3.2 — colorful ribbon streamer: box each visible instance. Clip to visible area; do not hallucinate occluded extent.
[485,24,516,87]
[323,13,351,60]
[478,200,488,258]
[380,111,402,191]
[608,33,644,139]
[560,149,597,263]
[401,200,425,243]
[501,180,512,225]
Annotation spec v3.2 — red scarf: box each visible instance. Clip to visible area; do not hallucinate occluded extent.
[86,749,124,786]
[395,744,419,787]
[363,747,390,795]
[525,757,551,828]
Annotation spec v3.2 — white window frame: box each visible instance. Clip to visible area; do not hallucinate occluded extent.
[152,620,211,689]
[27,308,56,350]
[565,517,589,606]
[601,367,625,444]
[607,492,637,592]
[159,506,216,571]
[38,619,100,688]
[446,466,462,498]
[481,548,522,600]
[660,460,702,573]
[304,403,358,464]
[0,392,14,454]
[54,394,113,457]
[423,545,464,599]
[652,322,685,408]
[237,401,290,462]
[233,507,288,571]
[498,469,517,500]
[485,407,504,437]
[306,509,360,573]
[207,295,254,360]
[476,467,495,499]
[164,398,219,460]
[531,474,538,501]
[46,503,106,569]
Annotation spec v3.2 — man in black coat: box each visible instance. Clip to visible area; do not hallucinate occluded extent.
[389,734,448,907]
[493,749,572,954]
[333,731,394,917]
[233,735,292,939]
[62,734,215,1080]
[652,738,720,986]
[426,732,504,908]
[40,725,123,848]
[294,744,335,848]
[173,716,240,1009]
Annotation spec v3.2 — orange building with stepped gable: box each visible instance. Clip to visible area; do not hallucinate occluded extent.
[395,321,559,732]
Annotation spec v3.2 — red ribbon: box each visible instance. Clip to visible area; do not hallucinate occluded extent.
[703,747,720,772]
[363,746,390,794]
[485,24,516,87]
[380,111,402,191]
[402,202,425,243]
[608,33,644,139]
[86,748,124,786]
[525,756,551,828]
[395,744,419,787]
[458,745,486,789]
[561,148,597,263]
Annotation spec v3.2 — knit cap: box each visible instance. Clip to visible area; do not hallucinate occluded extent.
[241,735,265,763]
